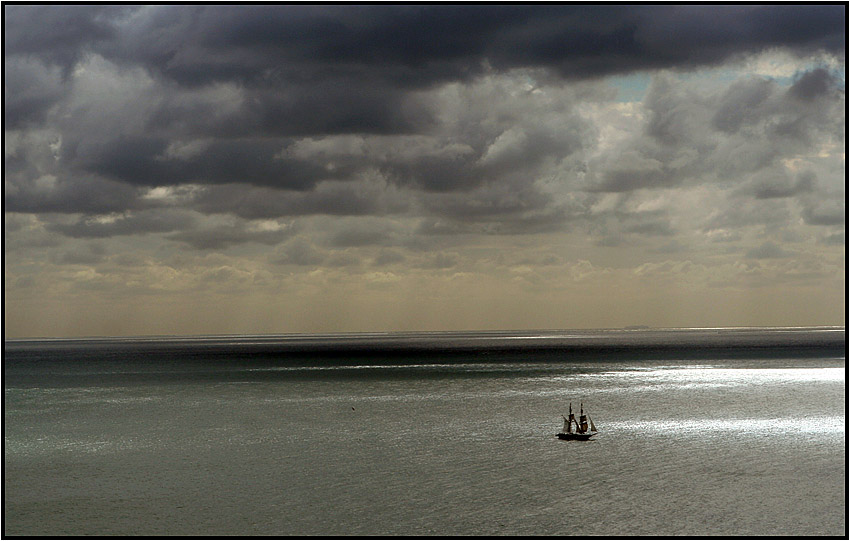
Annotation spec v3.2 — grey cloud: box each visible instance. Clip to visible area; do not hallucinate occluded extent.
[168,223,295,250]
[417,252,459,270]
[476,123,585,176]
[3,57,65,128]
[712,77,776,133]
[650,240,689,254]
[742,170,817,200]
[191,180,409,220]
[422,177,559,222]
[704,198,794,232]
[414,206,571,237]
[273,239,325,266]
[328,223,398,248]
[415,218,473,237]
[746,241,791,259]
[4,172,142,215]
[325,252,361,268]
[5,128,145,215]
[50,243,107,265]
[706,230,742,243]
[625,220,676,237]
[589,151,668,192]
[2,216,63,250]
[589,67,844,194]
[12,275,36,289]
[822,231,845,245]
[113,253,147,267]
[515,254,564,267]
[272,237,364,267]
[594,236,624,247]
[47,209,196,238]
[801,199,846,226]
[589,205,676,242]
[47,76,585,201]
[482,207,574,236]
[788,68,840,101]
[381,154,483,192]
[3,213,32,234]
[83,137,336,190]
[53,250,104,266]
[373,249,406,266]
[198,266,258,287]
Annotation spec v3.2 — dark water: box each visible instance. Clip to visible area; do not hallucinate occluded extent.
[4,327,846,536]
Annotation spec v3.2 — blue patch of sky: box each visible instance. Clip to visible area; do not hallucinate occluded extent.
[608,61,844,103]
[608,73,651,102]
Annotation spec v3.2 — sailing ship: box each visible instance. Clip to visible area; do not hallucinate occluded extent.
[556,402,597,440]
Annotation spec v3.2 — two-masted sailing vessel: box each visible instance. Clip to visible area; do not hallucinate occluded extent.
[557,402,597,440]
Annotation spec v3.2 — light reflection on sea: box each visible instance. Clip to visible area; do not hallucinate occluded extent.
[607,416,844,435]
[596,366,844,383]
[3,333,845,537]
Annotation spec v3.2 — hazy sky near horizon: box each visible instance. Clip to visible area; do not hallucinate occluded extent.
[4,5,846,338]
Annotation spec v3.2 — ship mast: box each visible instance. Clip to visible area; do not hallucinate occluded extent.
[579,402,588,433]
[567,402,578,433]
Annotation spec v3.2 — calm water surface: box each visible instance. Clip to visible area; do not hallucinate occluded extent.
[4,328,845,536]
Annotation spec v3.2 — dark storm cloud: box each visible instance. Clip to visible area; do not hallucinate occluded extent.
[6,5,844,130]
[243,81,431,137]
[12,5,843,83]
[3,5,125,74]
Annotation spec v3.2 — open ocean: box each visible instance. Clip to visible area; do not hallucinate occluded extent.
[4,327,846,536]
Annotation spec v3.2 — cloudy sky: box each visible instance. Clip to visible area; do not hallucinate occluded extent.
[4,5,846,338]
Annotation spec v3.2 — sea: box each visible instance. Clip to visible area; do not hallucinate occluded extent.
[3,327,846,537]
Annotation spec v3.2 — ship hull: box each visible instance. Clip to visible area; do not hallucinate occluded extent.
[556,432,595,441]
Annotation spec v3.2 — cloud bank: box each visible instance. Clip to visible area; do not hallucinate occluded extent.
[4,5,845,336]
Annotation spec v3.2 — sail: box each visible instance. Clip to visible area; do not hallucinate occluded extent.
[589,416,597,432]
[562,417,571,433]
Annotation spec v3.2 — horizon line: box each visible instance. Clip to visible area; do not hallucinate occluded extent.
[4,325,845,343]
